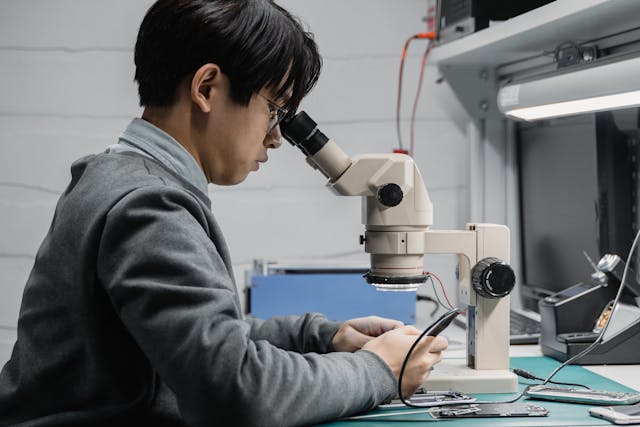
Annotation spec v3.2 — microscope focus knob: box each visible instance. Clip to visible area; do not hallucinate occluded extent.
[377,183,403,207]
[471,257,515,298]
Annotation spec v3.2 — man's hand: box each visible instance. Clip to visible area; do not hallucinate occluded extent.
[363,326,449,398]
[332,316,404,353]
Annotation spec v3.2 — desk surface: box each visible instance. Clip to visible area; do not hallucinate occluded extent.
[443,323,640,391]
[509,344,640,391]
[321,355,639,426]
[320,324,639,427]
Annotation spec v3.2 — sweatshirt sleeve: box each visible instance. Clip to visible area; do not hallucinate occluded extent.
[96,186,396,427]
[245,314,341,354]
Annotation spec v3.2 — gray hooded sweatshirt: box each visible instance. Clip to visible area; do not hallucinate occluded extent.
[0,119,396,427]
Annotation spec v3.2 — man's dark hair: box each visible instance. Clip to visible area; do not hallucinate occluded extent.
[134,0,321,111]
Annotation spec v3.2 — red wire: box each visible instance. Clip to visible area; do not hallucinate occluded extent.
[396,36,417,153]
[425,271,455,309]
[409,45,432,158]
[396,32,435,154]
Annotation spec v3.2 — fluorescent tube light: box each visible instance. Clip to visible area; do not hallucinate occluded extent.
[505,90,640,121]
[498,55,640,121]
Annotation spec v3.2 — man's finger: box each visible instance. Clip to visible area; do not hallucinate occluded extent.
[344,327,373,350]
[376,317,404,332]
[396,325,421,336]
[349,316,404,336]
[428,336,449,352]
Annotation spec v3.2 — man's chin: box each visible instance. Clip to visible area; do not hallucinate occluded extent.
[211,173,247,186]
[230,172,251,186]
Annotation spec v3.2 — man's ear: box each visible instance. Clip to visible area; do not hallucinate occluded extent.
[190,63,222,113]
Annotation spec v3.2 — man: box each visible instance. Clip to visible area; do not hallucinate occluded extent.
[0,1,448,426]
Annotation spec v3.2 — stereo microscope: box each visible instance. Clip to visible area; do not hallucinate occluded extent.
[281,112,517,393]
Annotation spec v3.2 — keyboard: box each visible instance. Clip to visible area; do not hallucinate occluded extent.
[510,309,541,345]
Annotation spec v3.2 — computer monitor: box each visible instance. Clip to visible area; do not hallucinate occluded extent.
[517,111,635,311]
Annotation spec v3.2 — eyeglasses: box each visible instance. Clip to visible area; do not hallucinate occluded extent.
[258,93,289,133]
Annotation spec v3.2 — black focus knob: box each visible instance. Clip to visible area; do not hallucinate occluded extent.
[377,183,403,207]
[471,257,515,298]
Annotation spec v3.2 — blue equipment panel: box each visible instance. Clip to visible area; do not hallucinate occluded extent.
[249,273,416,324]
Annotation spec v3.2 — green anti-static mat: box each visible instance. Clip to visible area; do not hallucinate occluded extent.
[319,357,638,427]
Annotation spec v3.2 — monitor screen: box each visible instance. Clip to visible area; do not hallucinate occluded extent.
[517,111,636,311]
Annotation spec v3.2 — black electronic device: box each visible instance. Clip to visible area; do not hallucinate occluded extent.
[539,269,640,364]
[509,309,541,344]
[437,0,555,44]
[538,279,616,346]
[378,390,475,409]
[428,402,549,419]
[437,0,486,43]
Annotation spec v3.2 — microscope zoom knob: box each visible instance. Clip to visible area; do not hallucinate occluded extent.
[377,183,403,207]
[471,257,515,298]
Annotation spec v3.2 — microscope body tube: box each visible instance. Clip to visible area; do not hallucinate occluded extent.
[330,154,433,285]
[307,140,352,182]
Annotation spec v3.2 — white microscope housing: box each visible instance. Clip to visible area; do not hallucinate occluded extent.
[282,112,518,393]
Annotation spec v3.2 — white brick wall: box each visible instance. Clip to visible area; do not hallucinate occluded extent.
[0,0,469,365]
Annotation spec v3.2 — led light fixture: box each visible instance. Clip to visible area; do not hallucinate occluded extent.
[498,55,640,121]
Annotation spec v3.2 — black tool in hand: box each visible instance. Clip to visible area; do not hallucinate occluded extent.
[397,308,462,408]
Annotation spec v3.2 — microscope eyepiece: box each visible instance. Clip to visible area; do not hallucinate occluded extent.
[281,111,329,156]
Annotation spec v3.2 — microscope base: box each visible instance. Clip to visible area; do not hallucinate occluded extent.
[423,359,518,393]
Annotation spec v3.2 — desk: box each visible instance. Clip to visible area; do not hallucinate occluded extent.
[444,324,640,391]
[509,345,640,391]
[320,344,640,426]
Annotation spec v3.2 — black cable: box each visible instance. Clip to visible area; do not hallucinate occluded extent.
[416,294,439,317]
[397,333,437,408]
[512,368,592,390]
[398,309,460,408]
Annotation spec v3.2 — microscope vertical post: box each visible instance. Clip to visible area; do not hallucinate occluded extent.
[422,224,516,393]
[422,225,511,369]
[467,224,511,370]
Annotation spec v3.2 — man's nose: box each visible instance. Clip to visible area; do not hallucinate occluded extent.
[266,125,283,149]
